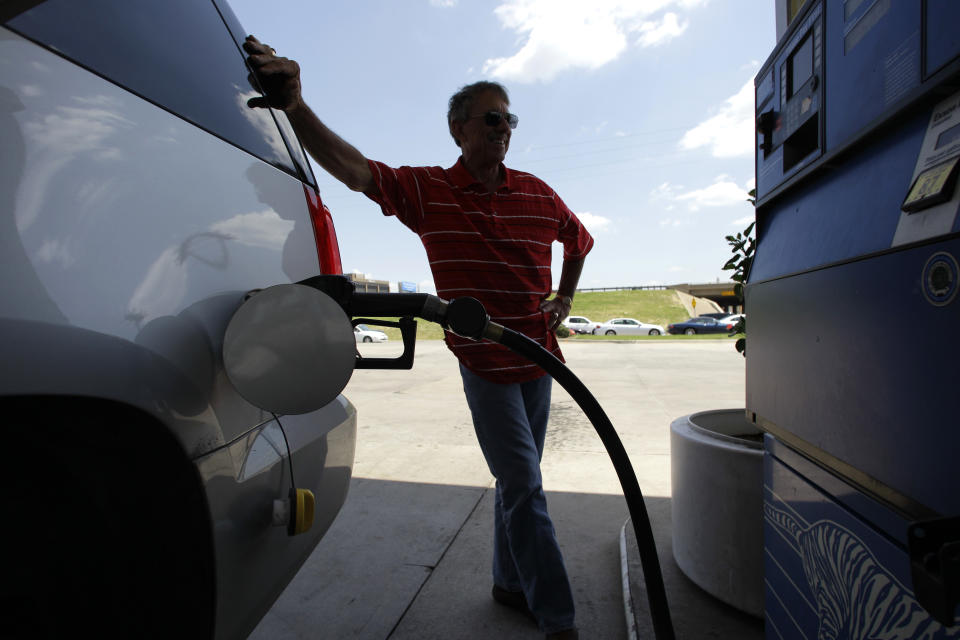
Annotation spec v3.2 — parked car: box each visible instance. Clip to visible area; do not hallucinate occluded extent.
[718,313,745,328]
[355,323,389,343]
[667,317,736,335]
[592,318,666,336]
[1,3,355,638]
[562,315,595,334]
[697,312,731,320]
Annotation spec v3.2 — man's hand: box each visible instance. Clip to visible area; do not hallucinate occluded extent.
[540,295,573,332]
[243,35,302,111]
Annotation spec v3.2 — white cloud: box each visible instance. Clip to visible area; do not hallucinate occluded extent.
[654,175,751,211]
[679,78,755,157]
[36,238,75,268]
[651,181,680,200]
[211,210,294,250]
[483,0,707,83]
[659,217,685,227]
[575,211,612,232]
[633,12,687,47]
[732,215,754,226]
[19,98,132,232]
[429,0,457,6]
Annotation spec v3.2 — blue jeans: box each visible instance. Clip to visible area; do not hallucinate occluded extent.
[459,364,575,633]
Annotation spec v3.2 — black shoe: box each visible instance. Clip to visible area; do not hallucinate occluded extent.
[491,584,528,611]
[492,584,538,624]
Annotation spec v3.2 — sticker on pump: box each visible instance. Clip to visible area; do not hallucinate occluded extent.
[893,89,960,246]
[901,156,960,213]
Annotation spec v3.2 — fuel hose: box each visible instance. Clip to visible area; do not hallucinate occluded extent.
[288,280,677,639]
[444,296,676,640]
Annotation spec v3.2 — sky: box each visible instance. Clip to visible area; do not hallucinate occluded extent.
[228,0,777,294]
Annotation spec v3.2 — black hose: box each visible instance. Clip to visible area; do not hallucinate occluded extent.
[493,324,676,640]
[306,286,676,637]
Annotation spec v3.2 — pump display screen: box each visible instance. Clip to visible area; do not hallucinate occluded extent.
[789,34,814,97]
[935,122,960,150]
[901,156,960,213]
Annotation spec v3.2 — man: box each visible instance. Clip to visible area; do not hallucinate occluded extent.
[244,35,592,640]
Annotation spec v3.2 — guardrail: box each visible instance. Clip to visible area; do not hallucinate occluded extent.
[574,286,669,292]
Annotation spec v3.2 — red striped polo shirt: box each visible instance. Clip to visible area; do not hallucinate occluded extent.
[365,157,594,383]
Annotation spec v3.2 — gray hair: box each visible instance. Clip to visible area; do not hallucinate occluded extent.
[447,81,510,147]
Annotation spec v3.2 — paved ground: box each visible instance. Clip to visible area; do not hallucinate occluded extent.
[251,339,760,640]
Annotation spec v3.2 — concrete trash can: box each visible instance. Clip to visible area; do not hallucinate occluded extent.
[670,409,764,617]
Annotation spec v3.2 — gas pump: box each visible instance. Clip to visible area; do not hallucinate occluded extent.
[750,0,960,635]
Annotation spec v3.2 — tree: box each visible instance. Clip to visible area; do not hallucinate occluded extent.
[722,189,756,356]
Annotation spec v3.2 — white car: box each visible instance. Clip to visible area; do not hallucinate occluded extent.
[355,324,389,343]
[719,314,745,327]
[592,318,665,336]
[562,315,594,334]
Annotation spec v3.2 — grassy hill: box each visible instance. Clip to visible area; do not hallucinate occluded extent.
[360,289,711,341]
[568,289,690,328]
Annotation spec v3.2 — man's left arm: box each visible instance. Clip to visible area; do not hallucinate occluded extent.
[541,256,585,331]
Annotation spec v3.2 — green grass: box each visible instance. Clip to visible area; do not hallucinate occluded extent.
[566,289,691,328]
[359,289,726,341]
[356,317,446,341]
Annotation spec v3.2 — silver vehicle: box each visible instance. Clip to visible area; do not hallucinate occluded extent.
[1,2,355,638]
[561,315,594,334]
[591,317,665,336]
[354,323,389,343]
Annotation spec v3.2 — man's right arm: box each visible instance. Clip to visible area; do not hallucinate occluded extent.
[243,35,376,195]
[285,102,375,194]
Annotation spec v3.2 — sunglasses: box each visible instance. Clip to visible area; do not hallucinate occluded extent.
[469,110,519,129]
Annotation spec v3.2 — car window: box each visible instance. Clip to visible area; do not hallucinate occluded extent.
[211,0,316,187]
[625,320,638,325]
[6,0,301,179]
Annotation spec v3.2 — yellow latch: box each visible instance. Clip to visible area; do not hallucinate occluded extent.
[288,487,315,536]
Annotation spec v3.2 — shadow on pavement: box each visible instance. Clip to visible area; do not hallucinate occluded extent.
[253,477,763,640]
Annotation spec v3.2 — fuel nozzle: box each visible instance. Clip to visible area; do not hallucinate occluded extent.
[222,276,511,416]
[444,297,490,340]
[224,276,473,415]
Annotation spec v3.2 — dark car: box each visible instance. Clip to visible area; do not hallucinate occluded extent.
[667,316,735,335]
[2,2,355,638]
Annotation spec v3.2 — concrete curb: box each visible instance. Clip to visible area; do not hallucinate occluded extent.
[619,511,765,640]
[619,519,639,640]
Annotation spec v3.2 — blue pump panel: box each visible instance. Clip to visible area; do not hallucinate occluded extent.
[755,3,824,200]
[751,109,926,279]
[764,438,960,638]
[926,0,960,78]
[824,0,920,152]
[750,0,960,630]
[747,235,960,518]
